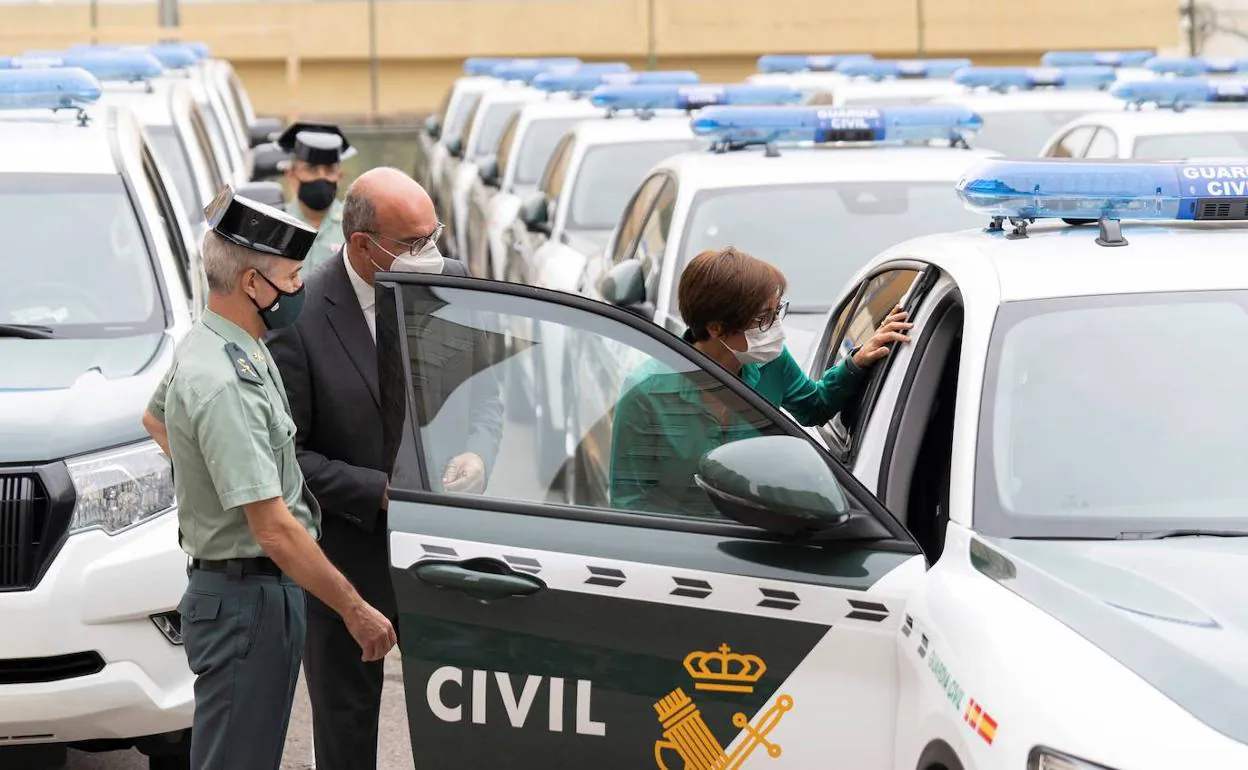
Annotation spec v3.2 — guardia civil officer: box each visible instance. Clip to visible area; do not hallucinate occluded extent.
[141,186,397,770]
[276,121,355,274]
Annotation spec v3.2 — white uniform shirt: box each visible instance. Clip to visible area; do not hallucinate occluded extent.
[343,247,376,341]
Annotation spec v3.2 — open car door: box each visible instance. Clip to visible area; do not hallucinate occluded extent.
[375,273,925,769]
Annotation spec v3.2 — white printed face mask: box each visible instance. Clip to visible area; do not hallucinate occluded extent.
[723,320,786,366]
[370,236,445,274]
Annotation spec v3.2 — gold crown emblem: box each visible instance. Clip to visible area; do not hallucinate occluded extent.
[684,643,767,693]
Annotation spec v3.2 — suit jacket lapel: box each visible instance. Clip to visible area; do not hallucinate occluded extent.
[325,253,381,409]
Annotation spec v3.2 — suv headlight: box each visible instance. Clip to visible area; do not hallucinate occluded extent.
[66,441,175,535]
[1030,747,1119,770]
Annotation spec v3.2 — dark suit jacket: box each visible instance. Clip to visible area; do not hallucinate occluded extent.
[265,251,501,618]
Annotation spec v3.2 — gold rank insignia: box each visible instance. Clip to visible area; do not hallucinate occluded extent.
[225,342,263,385]
[653,644,794,770]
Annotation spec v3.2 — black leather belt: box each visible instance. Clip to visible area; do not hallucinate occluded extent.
[190,556,282,578]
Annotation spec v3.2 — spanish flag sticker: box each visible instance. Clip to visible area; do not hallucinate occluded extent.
[964,699,998,745]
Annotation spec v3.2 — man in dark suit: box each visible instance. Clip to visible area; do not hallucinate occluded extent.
[265,166,503,769]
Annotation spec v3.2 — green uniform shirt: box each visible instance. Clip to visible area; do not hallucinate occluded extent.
[285,198,345,275]
[148,310,321,559]
[608,346,866,517]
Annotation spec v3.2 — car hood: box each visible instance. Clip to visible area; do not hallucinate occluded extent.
[984,536,1248,745]
[0,333,172,463]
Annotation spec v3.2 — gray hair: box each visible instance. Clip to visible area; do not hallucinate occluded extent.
[202,230,279,294]
[341,178,377,242]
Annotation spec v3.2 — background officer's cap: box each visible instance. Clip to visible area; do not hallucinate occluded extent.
[275,121,356,166]
[204,185,317,260]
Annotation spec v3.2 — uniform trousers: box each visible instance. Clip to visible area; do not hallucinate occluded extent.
[178,567,307,770]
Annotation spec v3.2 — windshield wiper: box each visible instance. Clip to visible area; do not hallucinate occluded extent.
[1118,529,1248,540]
[0,323,55,339]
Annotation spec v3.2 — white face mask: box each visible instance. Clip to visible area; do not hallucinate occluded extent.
[370,236,445,274]
[723,320,786,366]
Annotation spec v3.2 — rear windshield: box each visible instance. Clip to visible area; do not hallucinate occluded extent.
[0,174,163,337]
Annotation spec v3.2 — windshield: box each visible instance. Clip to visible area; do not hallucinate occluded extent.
[1133,131,1248,159]
[679,182,983,309]
[148,126,201,225]
[473,103,523,159]
[447,92,483,146]
[516,117,584,185]
[0,174,163,337]
[977,292,1248,537]
[568,139,704,229]
[975,109,1096,157]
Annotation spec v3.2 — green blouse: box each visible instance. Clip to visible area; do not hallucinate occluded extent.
[608,346,866,516]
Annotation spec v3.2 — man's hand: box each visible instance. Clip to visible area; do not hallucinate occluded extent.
[852,305,913,369]
[345,601,398,662]
[443,452,486,494]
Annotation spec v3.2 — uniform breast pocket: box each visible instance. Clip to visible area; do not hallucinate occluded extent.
[268,411,298,489]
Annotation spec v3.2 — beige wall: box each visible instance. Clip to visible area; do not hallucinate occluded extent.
[0,0,1180,118]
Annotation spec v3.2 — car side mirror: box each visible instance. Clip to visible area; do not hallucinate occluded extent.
[251,142,286,182]
[598,259,652,317]
[695,436,854,537]
[479,156,500,187]
[446,137,464,159]
[236,180,286,208]
[519,193,550,234]
[425,113,442,140]
[248,117,282,148]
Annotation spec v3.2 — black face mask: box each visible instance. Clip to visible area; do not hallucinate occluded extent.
[297,178,337,211]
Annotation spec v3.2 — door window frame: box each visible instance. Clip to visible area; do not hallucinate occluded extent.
[1048,125,1097,158]
[609,172,671,265]
[635,177,679,305]
[139,141,194,300]
[1082,126,1120,159]
[377,273,920,553]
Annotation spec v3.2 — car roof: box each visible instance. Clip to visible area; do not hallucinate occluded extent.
[0,104,126,175]
[516,99,604,123]
[933,89,1125,113]
[1061,106,1248,135]
[835,78,966,103]
[98,79,180,126]
[570,114,697,146]
[877,219,1248,301]
[655,145,1000,190]
[476,85,544,107]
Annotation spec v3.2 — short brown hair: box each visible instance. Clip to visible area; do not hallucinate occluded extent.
[678,247,787,342]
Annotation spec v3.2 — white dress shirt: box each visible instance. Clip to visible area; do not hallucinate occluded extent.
[343,247,376,341]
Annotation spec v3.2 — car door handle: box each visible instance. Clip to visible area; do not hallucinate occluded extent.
[411,558,545,601]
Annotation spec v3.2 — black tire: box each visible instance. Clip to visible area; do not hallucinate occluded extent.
[148,754,190,770]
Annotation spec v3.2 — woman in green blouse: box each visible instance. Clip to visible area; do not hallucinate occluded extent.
[608,247,911,515]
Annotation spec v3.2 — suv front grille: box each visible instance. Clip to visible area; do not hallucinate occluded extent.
[0,475,48,588]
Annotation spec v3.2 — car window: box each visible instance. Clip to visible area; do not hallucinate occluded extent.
[453,95,485,149]
[189,107,225,193]
[829,269,920,368]
[0,173,163,337]
[636,181,678,303]
[611,174,669,264]
[567,139,704,230]
[146,126,200,227]
[495,114,520,179]
[1048,126,1096,158]
[1083,127,1119,159]
[515,117,584,185]
[391,282,809,520]
[1132,131,1248,159]
[471,102,523,159]
[974,110,1098,157]
[140,144,194,299]
[540,135,575,200]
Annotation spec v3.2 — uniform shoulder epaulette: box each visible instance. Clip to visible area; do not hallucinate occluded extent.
[224,342,264,385]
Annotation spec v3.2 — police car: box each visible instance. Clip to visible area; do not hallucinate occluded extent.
[802,59,972,108]
[929,66,1126,157]
[464,70,701,281]
[746,53,874,101]
[370,157,1248,770]
[0,68,203,769]
[1039,76,1248,160]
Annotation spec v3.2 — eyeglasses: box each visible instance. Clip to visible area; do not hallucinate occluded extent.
[754,300,789,332]
[369,222,444,256]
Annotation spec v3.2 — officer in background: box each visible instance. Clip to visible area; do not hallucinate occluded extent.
[276,121,355,274]
[141,186,396,770]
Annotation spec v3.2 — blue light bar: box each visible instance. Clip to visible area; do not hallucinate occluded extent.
[0,67,102,111]
[1041,50,1155,68]
[144,43,199,69]
[589,83,803,111]
[186,42,211,59]
[756,54,873,73]
[492,60,628,84]
[689,105,983,147]
[1146,56,1248,76]
[837,58,973,80]
[1111,77,1248,109]
[0,51,163,83]
[463,57,580,76]
[532,69,699,93]
[953,66,1116,92]
[955,158,1248,221]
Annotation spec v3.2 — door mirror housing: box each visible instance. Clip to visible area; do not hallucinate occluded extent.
[424,113,442,140]
[236,181,287,208]
[248,117,282,148]
[251,142,286,182]
[695,436,855,537]
[519,193,550,234]
[446,137,464,159]
[598,259,652,317]
[478,156,500,187]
